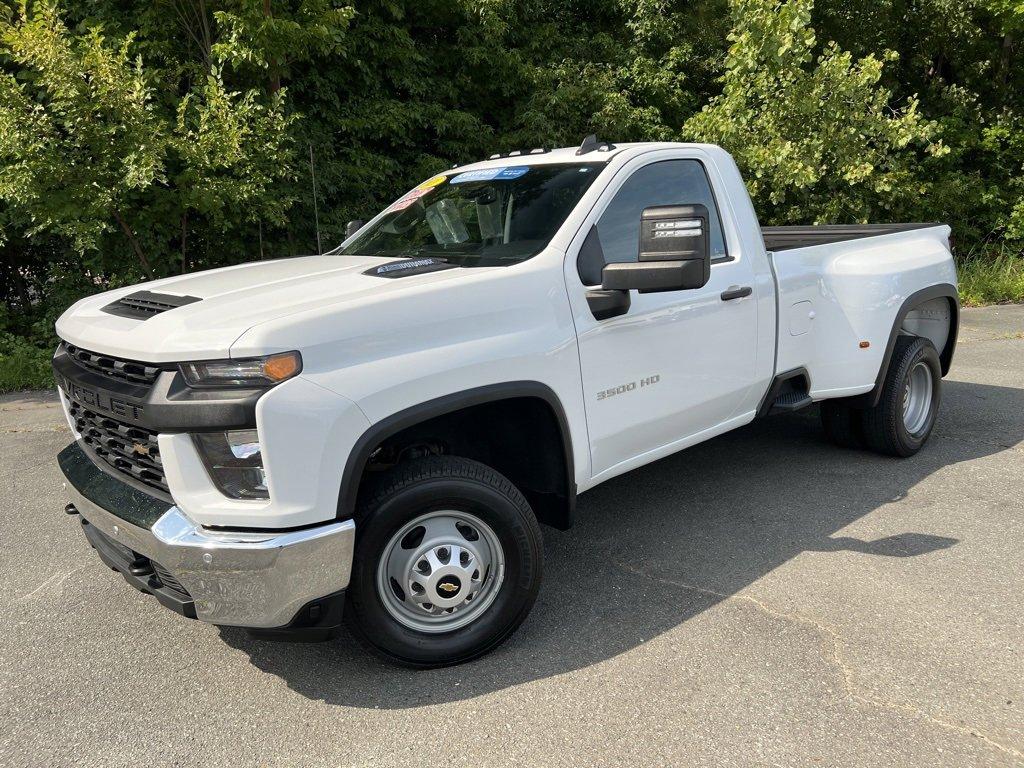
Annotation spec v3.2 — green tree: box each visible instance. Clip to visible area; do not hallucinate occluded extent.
[171,70,297,270]
[0,1,300,280]
[686,0,948,224]
[0,3,166,275]
[212,0,355,93]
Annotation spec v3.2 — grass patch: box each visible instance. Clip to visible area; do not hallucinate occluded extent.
[0,336,54,394]
[956,247,1024,307]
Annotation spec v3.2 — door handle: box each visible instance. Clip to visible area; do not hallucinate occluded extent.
[721,285,752,301]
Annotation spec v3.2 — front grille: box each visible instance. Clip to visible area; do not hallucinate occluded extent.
[63,343,163,386]
[67,398,168,494]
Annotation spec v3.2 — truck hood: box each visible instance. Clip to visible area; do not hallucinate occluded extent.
[56,254,482,363]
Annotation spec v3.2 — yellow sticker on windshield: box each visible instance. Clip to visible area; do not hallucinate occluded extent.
[416,175,447,191]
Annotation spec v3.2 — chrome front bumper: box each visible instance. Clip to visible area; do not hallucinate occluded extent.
[59,441,355,629]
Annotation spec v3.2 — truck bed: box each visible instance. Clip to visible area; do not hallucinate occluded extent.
[761,223,938,251]
[765,221,956,401]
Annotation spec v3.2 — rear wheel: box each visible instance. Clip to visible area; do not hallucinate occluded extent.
[861,336,941,457]
[345,456,543,667]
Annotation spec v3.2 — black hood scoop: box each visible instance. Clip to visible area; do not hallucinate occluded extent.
[102,290,202,320]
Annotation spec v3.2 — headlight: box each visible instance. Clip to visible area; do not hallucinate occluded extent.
[180,351,302,388]
[193,429,269,499]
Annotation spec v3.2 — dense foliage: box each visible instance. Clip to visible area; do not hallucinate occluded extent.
[0,0,1022,389]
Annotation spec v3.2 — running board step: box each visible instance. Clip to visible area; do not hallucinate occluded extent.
[771,391,813,413]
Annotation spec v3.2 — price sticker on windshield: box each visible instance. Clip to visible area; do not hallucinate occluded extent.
[386,174,450,212]
[450,167,530,184]
[416,175,447,191]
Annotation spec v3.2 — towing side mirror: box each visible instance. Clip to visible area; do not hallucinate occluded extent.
[345,219,366,239]
[601,204,711,293]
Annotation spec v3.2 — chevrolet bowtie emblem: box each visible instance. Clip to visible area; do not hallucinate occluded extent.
[437,582,459,593]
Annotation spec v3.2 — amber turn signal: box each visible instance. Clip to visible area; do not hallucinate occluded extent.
[263,351,302,381]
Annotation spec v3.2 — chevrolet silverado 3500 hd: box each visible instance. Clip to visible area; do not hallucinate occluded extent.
[54,138,958,666]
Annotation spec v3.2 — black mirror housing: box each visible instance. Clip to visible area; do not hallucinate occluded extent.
[585,288,631,321]
[639,204,709,266]
[599,204,711,294]
[602,259,708,293]
[345,219,366,239]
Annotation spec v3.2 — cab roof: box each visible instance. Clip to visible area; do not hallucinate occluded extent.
[448,142,706,175]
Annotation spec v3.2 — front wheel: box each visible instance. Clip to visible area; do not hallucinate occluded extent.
[345,456,543,667]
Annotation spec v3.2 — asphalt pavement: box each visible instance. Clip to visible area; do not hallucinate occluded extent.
[1,305,1022,767]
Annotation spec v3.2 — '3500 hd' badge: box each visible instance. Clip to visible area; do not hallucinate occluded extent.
[596,375,660,401]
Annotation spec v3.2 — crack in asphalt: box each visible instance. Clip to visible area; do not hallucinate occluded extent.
[615,561,1024,764]
[15,566,87,601]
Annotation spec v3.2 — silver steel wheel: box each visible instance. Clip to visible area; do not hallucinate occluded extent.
[902,361,934,434]
[376,510,505,633]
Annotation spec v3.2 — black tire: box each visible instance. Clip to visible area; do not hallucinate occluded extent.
[862,336,941,457]
[345,456,543,668]
[820,400,866,449]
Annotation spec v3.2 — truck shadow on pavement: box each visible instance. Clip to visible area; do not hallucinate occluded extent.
[221,378,1022,708]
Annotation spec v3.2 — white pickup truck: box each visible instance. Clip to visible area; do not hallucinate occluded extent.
[54,138,958,666]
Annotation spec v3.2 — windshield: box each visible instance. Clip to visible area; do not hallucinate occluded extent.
[338,162,606,267]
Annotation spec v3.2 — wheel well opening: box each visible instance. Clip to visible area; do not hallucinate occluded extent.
[357,397,574,530]
[900,295,957,375]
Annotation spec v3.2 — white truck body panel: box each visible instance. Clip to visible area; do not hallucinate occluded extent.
[770,226,956,398]
[54,254,492,362]
[54,142,957,529]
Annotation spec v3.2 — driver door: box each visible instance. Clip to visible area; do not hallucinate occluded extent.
[567,155,761,480]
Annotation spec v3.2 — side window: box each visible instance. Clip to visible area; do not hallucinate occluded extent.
[595,160,728,268]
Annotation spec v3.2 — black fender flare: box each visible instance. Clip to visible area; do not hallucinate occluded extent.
[855,283,959,408]
[336,381,577,527]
